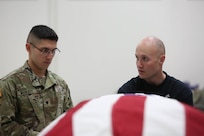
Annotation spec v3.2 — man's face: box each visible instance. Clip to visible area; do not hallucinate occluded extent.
[135,43,161,81]
[28,39,58,71]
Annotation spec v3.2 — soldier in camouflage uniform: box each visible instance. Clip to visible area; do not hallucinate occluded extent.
[0,25,73,136]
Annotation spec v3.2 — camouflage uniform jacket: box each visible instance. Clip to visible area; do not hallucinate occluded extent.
[0,61,73,136]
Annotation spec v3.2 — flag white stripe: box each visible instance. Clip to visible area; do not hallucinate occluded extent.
[73,94,123,136]
[143,95,185,136]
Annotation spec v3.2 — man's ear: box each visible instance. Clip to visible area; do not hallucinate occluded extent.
[26,43,31,52]
[160,55,165,64]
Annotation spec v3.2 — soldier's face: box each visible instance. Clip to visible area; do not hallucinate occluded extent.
[28,39,58,71]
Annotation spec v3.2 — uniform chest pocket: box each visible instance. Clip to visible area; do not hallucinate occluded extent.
[16,89,42,117]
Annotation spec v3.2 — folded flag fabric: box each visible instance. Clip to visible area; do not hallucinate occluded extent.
[39,94,204,136]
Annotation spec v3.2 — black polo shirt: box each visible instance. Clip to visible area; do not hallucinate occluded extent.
[118,72,193,106]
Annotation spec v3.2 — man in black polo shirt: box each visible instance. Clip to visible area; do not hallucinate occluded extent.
[118,36,193,106]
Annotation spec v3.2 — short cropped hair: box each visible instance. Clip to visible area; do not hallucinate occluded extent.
[26,25,58,43]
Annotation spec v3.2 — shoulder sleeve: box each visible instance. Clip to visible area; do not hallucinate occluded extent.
[118,78,137,94]
[174,80,193,106]
[0,79,38,135]
[180,86,193,106]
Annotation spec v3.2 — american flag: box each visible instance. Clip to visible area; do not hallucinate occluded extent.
[39,94,204,136]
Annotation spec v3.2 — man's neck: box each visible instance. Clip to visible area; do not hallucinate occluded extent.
[27,61,46,77]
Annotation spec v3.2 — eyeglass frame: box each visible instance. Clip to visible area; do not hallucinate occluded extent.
[28,42,60,56]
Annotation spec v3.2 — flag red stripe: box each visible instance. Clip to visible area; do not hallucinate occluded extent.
[184,104,204,136]
[112,95,146,136]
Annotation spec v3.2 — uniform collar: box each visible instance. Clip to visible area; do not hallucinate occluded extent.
[23,61,57,88]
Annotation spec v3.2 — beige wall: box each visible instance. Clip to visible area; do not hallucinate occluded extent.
[1,0,204,105]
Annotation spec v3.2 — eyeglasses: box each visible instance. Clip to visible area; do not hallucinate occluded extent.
[29,42,60,56]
